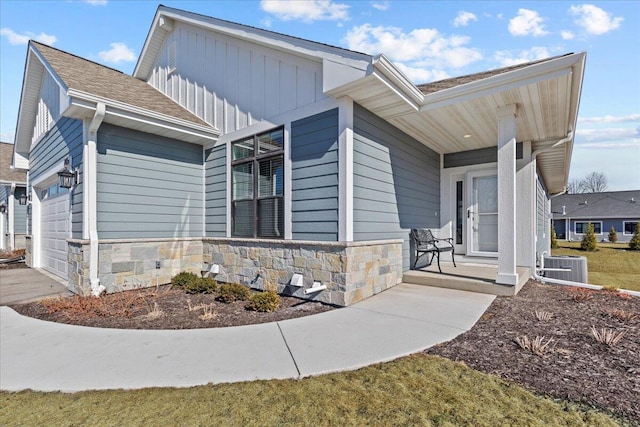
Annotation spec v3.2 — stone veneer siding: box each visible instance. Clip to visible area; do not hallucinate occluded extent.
[203,238,403,306]
[65,237,403,306]
[68,238,203,295]
[24,235,32,266]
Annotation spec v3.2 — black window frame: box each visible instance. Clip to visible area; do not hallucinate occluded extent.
[231,127,285,239]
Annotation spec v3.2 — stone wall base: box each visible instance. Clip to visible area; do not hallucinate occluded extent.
[24,235,32,267]
[203,238,403,306]
[64,237,402,306]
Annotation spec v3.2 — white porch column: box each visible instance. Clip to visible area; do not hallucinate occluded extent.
[496,104,519,285]
[338,96,354,242]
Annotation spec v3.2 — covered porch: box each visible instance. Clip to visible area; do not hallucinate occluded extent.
[403,261,530,296]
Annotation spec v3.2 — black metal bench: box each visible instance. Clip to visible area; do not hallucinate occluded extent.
[410,228,456,273]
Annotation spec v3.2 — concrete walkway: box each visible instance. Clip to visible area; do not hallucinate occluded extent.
[0,284,494,392]
[0,267,73,305]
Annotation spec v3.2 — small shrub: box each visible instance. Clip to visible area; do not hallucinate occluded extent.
[571,287,593,303]
[199,304,217,320]
[607,226,617,243]
[629,222,640,250]
[550,226,558,249]
[601,285,619,293]
[603,308,637,322]
[144,302,164,319]
[171,272,200,289]
[246,290,281,313]
[514,335,554,357]
[172,272,217,294]
[534,310,553,321]
[217,283,251,303]
[591,326,625,346]
[580,223,597,251]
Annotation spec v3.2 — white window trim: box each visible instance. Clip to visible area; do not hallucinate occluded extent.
[623,221,638,235]
[574,221,603,235]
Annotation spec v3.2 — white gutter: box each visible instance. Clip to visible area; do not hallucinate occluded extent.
[534,251,640,297]
[8,183,15,250]
[86,103,106,297]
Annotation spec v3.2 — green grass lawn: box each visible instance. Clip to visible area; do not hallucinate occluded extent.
[0,355,620,427]
[552,242,640,292]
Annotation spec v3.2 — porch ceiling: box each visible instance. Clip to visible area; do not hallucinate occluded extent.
[340,52,586,195]
[388,72,573,154]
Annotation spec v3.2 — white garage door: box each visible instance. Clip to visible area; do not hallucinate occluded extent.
[41,193,70,279]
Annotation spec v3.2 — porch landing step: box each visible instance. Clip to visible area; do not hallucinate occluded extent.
[402,264,530,296]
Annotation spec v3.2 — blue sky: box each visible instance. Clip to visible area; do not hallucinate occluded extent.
[1,0,638,190]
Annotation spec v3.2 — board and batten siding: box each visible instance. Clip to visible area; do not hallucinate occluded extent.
[353,104,440,270]
[32,71,62,145]
[29,117,83,238]
[291,109,339,241]
[96,124,204,239]
[205,145,226,236]
[148,21,325,134]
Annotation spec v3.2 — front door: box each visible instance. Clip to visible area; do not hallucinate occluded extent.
[467,171,498,257]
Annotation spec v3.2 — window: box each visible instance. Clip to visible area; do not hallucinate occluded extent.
[455,181,463,244]
[39,182,69,200]
[623,221,639,235]
[231,128,284,238]
[575,221,602,234]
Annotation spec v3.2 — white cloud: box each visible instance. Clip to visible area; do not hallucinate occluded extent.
[98,42,136,63]
[345,24,482,66]
[570,4,622,35]
[82,0,107,5]
[0,27,57,45]
[260,0,349,23]
[578,114,640,124]
[575,127,639,142]
[508,8,548,37]
[561,30,574,40]
[0,132,15,143]
[395,63,449,84]
[453,11,477,27]
[262,17,273,28]
[494,46,551,66]
[371,1,389,11]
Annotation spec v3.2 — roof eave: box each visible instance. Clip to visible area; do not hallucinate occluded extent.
[67,91,220,143]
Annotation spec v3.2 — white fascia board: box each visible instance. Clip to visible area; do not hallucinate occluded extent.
[67,91,220,141]
[420,53,586,112]
[135,6,372,80]
[0,180,27,186]
[372,55,424,106]
[14,44,69,158]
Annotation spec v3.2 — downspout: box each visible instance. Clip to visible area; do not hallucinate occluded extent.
[8,183,16,250]
[87,103,106,296]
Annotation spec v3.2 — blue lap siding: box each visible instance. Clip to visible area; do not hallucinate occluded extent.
[352,104,440,271]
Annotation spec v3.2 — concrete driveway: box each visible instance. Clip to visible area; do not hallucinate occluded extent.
[0,267,73,305]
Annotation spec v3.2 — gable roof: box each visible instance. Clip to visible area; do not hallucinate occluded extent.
[0,142,27,184]
[551,191,640,219]
[134,5,372,81]
[418,54,574,95]
[32,42,209,127]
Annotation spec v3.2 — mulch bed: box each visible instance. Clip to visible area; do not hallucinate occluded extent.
[11,285,335,330]
[427,280,640,424]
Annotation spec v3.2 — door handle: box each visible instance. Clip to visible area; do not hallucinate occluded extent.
[467,209,471,219]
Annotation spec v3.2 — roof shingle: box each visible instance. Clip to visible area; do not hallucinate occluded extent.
[418,53,573,95]
[551,191,640,219]
[32,42,210,127]
[0,142,27,183]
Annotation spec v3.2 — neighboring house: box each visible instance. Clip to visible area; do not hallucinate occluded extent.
[11,6,586,305]
[552,191,640,243]
[0,142,28,251]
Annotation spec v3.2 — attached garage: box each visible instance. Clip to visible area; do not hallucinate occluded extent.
[39,188,70,279]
